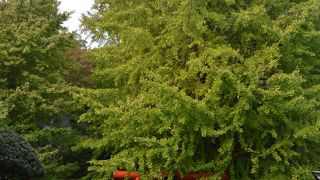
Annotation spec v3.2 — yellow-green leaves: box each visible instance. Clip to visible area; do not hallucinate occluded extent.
[80,0,320,179]
[0,0,86,178]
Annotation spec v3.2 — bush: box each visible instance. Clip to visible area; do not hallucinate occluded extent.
[0,130,44,178]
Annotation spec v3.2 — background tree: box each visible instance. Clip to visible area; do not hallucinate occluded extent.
[0,0,91,178]
[79,0,320,179]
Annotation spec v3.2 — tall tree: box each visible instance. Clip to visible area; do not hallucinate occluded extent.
[80,0,320,179]
[0,0,89,178]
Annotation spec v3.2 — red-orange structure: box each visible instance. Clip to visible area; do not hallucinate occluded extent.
[112,170,229,180]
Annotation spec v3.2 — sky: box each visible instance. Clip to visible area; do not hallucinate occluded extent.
[58,0,94,32]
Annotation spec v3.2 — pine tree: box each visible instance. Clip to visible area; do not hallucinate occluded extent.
[80,0,320,179]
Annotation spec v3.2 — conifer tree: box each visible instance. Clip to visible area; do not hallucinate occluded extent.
[0,130,44,178]
[80,0,320,179]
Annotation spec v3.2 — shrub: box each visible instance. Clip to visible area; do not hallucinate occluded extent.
[0,130,44,178]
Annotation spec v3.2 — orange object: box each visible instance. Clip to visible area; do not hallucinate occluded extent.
[112,170,140,180]
[112,170,229,180]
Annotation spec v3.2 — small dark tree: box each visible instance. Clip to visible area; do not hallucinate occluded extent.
[0,130,43,178]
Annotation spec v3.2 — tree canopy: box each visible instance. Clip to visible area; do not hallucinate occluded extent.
[0,0,76,130]
[1,0,320,179]
[0,0,89,178]
[79,0,320,179]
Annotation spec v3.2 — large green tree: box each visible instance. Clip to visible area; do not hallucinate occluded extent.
[80,0,320,179]
[0,0,90,178]
[0,0,75,129]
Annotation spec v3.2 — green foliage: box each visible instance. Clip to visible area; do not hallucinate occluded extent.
[32,127,92,179]
[0,130,43,178]
[80,0,320,179]
[0,0,76,129]
[0,0,90,178]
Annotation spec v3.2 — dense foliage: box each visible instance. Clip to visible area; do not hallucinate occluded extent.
[79,0,320,179]
[0,0,90,178]
[0,130,43,178]
[0,0,75,130]
[1,0,320,179]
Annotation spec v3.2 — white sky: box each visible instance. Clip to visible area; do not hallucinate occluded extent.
[58,0,94,32]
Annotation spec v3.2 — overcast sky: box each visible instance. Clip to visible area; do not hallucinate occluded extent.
[58,0,94,32]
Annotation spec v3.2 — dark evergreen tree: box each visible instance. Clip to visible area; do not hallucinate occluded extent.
[0,130,43,178]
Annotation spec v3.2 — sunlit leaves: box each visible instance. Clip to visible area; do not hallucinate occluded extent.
[80,0,320,179]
